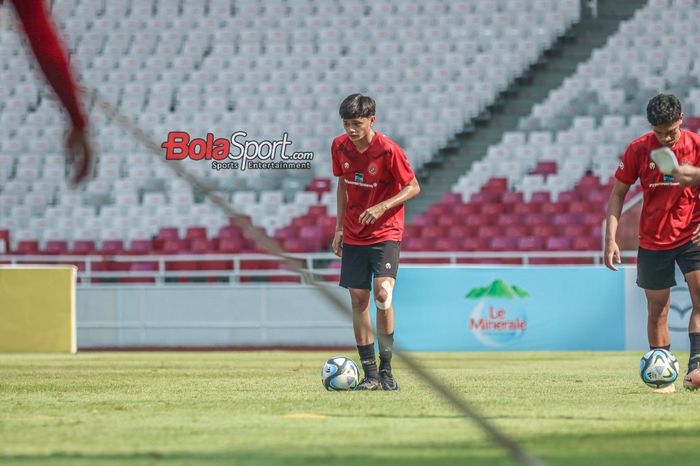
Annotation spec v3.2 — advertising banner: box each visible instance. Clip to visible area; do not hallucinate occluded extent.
[393,266,625,351]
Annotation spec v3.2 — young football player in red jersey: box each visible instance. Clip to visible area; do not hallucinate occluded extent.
[331,94,420,391]
[605,94,700,392]
[8,0,92,185]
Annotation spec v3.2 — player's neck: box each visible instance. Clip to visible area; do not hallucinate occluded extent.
[352,130,375,153]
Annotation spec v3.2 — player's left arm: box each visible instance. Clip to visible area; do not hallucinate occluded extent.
[359,177,420,225]
[11,0,93,186]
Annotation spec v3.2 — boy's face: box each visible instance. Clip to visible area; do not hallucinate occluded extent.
[342,116,375,142]
[651,114,683,148]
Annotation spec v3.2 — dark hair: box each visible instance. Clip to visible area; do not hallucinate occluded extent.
[646,94,682,126]
[339,94,375,119]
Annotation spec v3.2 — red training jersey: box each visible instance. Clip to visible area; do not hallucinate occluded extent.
[11,0,86,129]
[615,129,700,250]
[332,131,416,245]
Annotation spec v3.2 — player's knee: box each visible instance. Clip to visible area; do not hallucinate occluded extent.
[374,280,393,311]
[647,306,668,323]
[350,294,370,312]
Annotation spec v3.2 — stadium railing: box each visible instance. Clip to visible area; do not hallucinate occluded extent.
[0,251,637,285]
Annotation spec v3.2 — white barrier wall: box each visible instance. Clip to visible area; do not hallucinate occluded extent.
[77,285,354,348]
[76,266,693,351]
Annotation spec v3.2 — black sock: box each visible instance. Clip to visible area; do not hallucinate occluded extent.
[378,333,394,372]
[690,333,700,360]
[649,344,671,351]
[357,343,378,380]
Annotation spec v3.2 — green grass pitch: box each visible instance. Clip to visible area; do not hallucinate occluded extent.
[1,351,698,466]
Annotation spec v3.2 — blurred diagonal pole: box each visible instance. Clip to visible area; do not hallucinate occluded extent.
[85,87,548,466]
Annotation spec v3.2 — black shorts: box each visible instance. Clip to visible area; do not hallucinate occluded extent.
[339,241,400,290]
[637,240,700,290]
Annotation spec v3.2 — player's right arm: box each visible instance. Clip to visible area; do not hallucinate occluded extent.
[332,179,346,257]
[604,180,631,271]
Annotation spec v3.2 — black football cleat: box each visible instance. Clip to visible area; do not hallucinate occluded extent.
[354,377,381,391]
[379,369,400,391]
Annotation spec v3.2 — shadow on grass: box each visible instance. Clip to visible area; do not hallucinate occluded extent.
[3,427,699,466]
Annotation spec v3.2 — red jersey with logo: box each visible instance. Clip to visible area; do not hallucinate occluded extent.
[615,130,700,250]
[332,131,415,245]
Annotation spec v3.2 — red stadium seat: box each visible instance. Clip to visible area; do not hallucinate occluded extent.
[157,227,180,240]
[501,191,524,204]
[161,239,191,254]
[99,240,125,255]
[516,237,544,251]
[218,225,244,240]
[489,236,517,251]
[545,237,572,250]
[190,238,216,253]
[513,203,541,215]
[43,240,69,255]
[127,239,153,255]
[15,240,39,255]
[454,203,480,216]
[440,192,461,203]
[541,203,567,215]
[460,237,488,251]
[557,191,577,203]
[436,215,461,227]
[448,226,471,238]
[185,226,207,240]
[530,192,551,203]
[433,238,461,251]
[218,237,243,253]
[572,237,599,250]
[0,230,10,252]
[72,240,96,255]
[531,161,557,176]
[403,237,429,251]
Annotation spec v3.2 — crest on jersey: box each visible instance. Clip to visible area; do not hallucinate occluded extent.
[649,162,656,170]
[369,164,377,175]
[344,162,350,169]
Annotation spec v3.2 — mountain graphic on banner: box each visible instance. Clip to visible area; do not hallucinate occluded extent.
[465,279,529,299]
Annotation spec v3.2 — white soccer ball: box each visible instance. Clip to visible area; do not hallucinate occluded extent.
[639,349,680,389]
[321,356,360,391]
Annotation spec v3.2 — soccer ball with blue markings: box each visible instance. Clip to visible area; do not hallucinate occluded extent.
[640,349,680,389]
[321,356,360,391]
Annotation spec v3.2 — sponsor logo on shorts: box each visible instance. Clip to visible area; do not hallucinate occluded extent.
[385,262,391,270]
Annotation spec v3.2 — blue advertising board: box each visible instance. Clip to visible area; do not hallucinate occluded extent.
[390,267,625,351]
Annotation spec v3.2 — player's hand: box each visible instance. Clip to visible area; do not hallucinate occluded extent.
[332,231,343,257]
[65,125,94,187]
[672,165,700,187]
[604,240,621,271]
[359,202,388,225]
[692,225,700,246]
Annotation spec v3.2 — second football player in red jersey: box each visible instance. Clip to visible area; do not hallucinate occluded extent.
[331,94,420,391]
[605,94,700,392]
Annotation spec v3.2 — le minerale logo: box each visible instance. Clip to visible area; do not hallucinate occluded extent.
[465,279,528,347]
